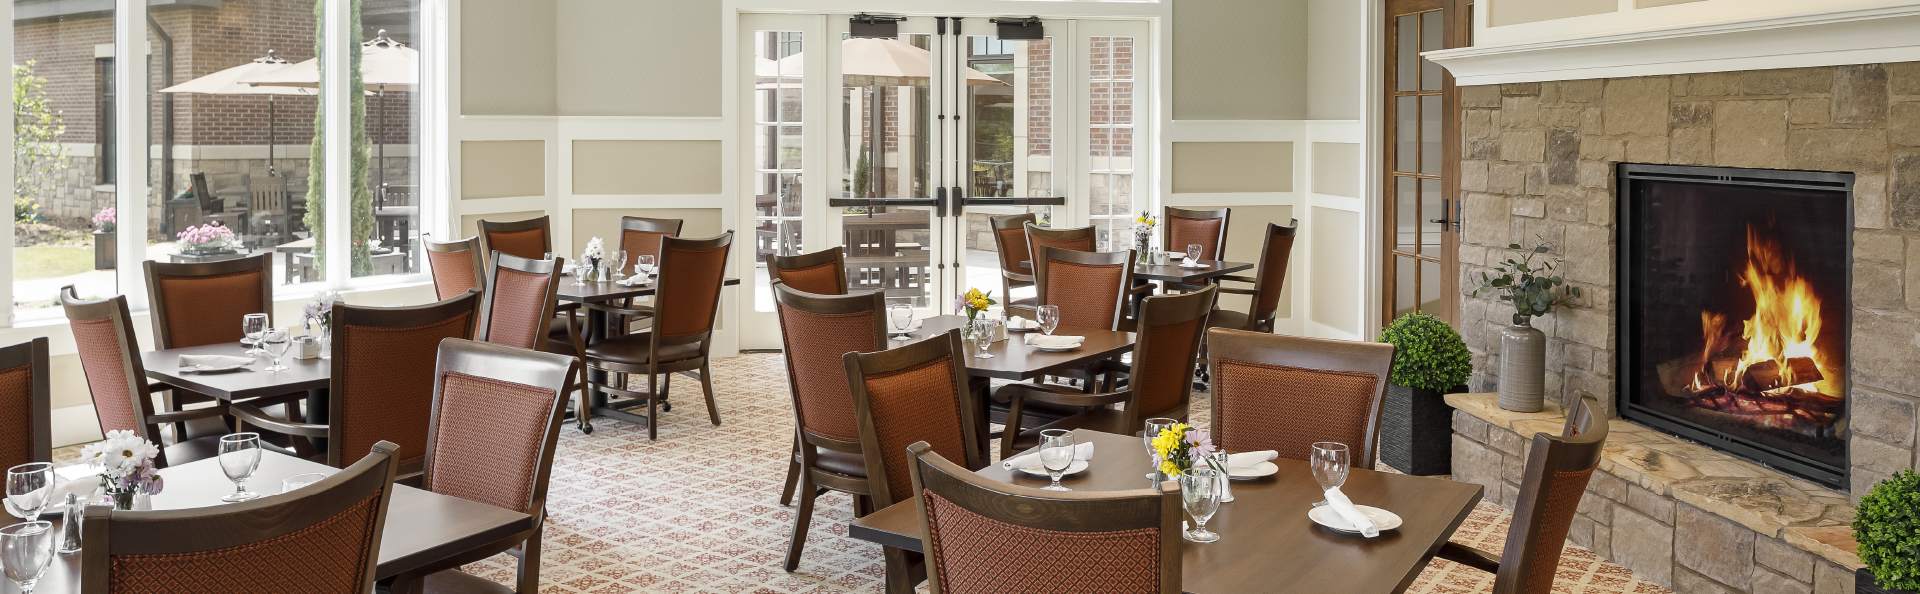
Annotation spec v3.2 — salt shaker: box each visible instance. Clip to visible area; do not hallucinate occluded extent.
[58,493,81,553]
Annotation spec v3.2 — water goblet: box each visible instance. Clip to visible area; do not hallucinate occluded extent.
[0,521,53,593]
[971,318,998,359]
[1143,418,1176,480]
[1180,467,1223,542]
[281,473,327,494]
[1038,429,1076,492]
[261,328,292,372]
[1036,305,1060,336]
[242,313,269,355]
[1186,244,1204,263]
[610,249,628,280]
[1310,442,1350,507]
[218,433,263,502]
[3,464,53,521]
[887,299,914,340]
[637,255,657,278]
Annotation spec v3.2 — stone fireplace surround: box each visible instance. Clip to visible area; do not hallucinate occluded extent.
[1448,61,1920,594]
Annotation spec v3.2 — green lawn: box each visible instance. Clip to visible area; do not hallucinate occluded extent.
[14,246,95,280]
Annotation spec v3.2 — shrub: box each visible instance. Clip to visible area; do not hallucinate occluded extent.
[1856,469,1920,591]
[1378,312,1472,392]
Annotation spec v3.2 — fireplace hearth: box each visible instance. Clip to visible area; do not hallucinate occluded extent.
[1617,164,1852,490]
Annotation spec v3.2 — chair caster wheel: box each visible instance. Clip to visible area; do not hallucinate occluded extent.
[662,401,673,412]
[579,422,594,435]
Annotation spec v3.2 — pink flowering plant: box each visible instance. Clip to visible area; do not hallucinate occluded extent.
[80,430,165,506]
[176,222,235,253]
[91,206,116,233]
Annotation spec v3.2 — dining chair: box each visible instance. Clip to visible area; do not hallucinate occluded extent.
[767,247,849,296]
[61,286,232,468]
[190,171,245,230]
[425,236,487,301]
[143,253,272,439]
[995,286,1216,455]
[772,282,886,571]
[845,328,986,594]
[578,232,733,440]
[384,339,579,594]
[1207,220,1297,333]
[231,290,482,478]
[1033,246,1145,332]
[619,216,683,263]
[245,173,294,248]
[1023,221,1095,268]
[0,338,51,471]
[1161,206,1230,293]
[1205,327,1395,467]
[80,441,401,594]
[477,251,565,351]
[906,442,1182,594]
[988,213,1038,319]
[1429,393,1609,594]
[478,216,553,261]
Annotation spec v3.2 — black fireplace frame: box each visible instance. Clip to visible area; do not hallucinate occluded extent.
[1615,163,1853,491]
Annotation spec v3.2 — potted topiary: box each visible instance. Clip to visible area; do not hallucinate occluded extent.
[91,206,116,270]
[1855,469,1920,594]
[1377,312,1472,476]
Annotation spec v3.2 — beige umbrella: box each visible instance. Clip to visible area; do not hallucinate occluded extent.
[160,51,312,175]
[240,32,418,187]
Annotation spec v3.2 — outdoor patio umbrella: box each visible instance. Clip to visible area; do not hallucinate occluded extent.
[158,51,311,176]
[240,31,418,188]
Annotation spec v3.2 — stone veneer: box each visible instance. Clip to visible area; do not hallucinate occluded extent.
[1450,392,1861,594]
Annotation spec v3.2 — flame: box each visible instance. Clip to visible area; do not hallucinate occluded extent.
[1735,227,1822,389]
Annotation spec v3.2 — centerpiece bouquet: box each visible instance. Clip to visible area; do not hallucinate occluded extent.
[91,207,116,233]
[955,288,997,323]
[1150,423,1219,476]
[177,222,236,254]
[580,237,606,282]
[80,430,165,510]
[303,290,340,346]
[1131,211,1158,263]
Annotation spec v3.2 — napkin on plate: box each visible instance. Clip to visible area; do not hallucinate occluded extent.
[1024,334,1084,349]
[1005,317,1041,330]
[1324,486,1380,537]
[1000,442,1095,471]
[1225,450,1277,468]
[180,355,253,369]
[618,275,652,287]
[1180,257,1211,269]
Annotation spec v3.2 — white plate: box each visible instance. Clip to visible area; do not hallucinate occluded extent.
[1226,461,1278,480]
[1016,460,1089,477]
[1033,346,1080,353]
[182,363,250,374]
[1179,263,1211,269]
[1308,504,1403,533]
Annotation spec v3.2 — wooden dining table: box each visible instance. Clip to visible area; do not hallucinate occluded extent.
[12,451,533,592]
[850,429,1484,594]
[898,315,1135,442]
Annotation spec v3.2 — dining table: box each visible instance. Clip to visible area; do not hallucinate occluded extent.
[143,342,332,449]
[895,315,1135,443]
[849,428,1485,594]
[11,450,533,592]
[555,273,742,424]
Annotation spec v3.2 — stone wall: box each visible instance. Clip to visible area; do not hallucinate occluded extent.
[1455,62,1920,499]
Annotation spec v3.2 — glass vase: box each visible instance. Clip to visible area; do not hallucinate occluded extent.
[102,483,133,511]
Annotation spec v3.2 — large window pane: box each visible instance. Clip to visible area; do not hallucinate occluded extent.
[1087,36,1134,252]
[14,0,116,321]
[359,0,422,280]
[961,34,1052,307]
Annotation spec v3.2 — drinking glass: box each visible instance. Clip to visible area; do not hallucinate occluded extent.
[3,464,53,521]
[1038,429,1075,492]
[1310,442,1350,507]
[1143,418,1176,480]
[887,299,914,340]
[611,250,629,280]
[260,328,291,372]
[636,255,657,278]
[1036,305,1060,336]
[971,318,998,359]
[1186,244,1204,262]
[281,473,327,494]
[242,313,269,354]
[0,521,52,593]
[218,433,263,502]
[571,260,588,286]
[1180,468,1223,543]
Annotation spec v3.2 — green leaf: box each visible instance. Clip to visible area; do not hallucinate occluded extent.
[1856,470,1920,591]
[1377,313,1473,392]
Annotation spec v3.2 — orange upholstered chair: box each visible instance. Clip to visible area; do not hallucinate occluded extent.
[0,338,51,471]
[61,286,231,468]
[1162,206,1229,263]
[81,441,401,594]
[1023,221,1095,268]
[846,328,985,594]
[1033,246,1141,332]
[232,291,481,477]
[425,236,487,301]
[387,339,578,594]
[1205,328,1395,467]
[478,216,553,261]
[773,283,885,571]
[1430,394,1609,594]
[619,216,682,263]
[907,443,1182,594]
[143,253,272,437]
[477,252,564,351]
[579,233,733,440]
[989,213,1038,319]
[1208,220,1297,333]
[767,248,849,296]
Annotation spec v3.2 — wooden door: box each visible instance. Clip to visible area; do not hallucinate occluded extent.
[1382,0,1468,326]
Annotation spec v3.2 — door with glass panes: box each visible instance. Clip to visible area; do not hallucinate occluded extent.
[1383,0,1467,327]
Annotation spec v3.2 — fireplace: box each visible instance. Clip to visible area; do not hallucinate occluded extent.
[1616,164,1852,490]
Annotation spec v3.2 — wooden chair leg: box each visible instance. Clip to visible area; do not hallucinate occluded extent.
[784,471,817,572]
[882,549,923,594]
[573,360,594,434]
[700,360,722,426]
[514,525,543,593]
[646,373,660,441]
[779,435,802,507]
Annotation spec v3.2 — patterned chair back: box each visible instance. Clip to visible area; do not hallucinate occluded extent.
[907,443,1182,594]
[989,214,1037,276]
[773,284,885,445]
[477,252,563,351]
[1496,394,1608,594]
[1023,222,1096,266]
[425,236,487,301]
[423,339,576,516]
[1121,286,1217,423]
[1033,247,1136,331]
[478,216,552,261]
[767,248,849,296]
[847,329,983,509]
[60,288,163,457]
[619,216,682,263]
[82,441,402,594]
[143,253,272,349]
[1205,328,1395,467]
[653,233,734,347]
[0,339,50,470]
[1163,206,1229,262]
[328,291,481,474]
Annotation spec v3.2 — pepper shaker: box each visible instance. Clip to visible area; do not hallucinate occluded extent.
[57,493,81,553]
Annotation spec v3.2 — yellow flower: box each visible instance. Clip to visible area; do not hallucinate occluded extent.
[1159,460,1181,475]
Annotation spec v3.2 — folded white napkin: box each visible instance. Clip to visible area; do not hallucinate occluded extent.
[1226,450,1277,468]
[1001,442,1095,471]
[180,355,252,369]
[618,275,651,287]
[1180,258,1211,269]
[1006,317,1040,330]
[1024,334,1084,349]
[1325,487,1380,537]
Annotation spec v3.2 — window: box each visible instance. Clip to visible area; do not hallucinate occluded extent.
[13,1,118,321]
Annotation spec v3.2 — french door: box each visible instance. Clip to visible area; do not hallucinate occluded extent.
[738,14,1151,349]
[1382,0,1467,327]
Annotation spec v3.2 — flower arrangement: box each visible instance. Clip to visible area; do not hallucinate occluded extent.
[303,290,340,334]
[953,288,997,322]
[1150,423,1220,476]
[91,206,116,233]
[177,222,236,254]
[80,430,164,509]
[1131,211,1158,260]
[582,237,605,262]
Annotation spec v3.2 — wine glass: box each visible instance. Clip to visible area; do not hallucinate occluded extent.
[281,473,326,494]
[1038,429,1075,492]
[971,318,998,359]
[0,521,52,593]
[260,328,291,372]
[1186,244,1204,263]
[1143,418,1176,480]
[242,313,269,355]
[1310,442,1350,507]
[611,250,629,280]
[3,464,53,521]
[218,433,263,502]
[1036,305,1060,336]
[887,299,914,340]
[1180,468,1223,542]
[636,255,657,278]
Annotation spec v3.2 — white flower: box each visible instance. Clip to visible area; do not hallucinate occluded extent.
[582,237,606,260]
[86,430,160,481]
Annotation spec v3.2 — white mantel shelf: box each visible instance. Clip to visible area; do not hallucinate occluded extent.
[1424,3,1920,86]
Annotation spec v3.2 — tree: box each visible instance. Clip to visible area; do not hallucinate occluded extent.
[14,61,70,224]
[305,0,377,278]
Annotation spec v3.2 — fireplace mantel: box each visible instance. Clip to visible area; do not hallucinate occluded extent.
[1423,3,1920,86]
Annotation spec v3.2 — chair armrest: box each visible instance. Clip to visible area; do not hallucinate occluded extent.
[230,403,329,438]
[1002,271,1034,284]
[998,383,1132,409]
[1215,274,1259,285]
[1436,542,1501,574]
[1127,283,1155,296]
[581,301,655,319]
[1217,287,1257,296]
[145,404,229,425]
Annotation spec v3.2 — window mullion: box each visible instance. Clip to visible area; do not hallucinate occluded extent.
[114,0,149,311]
[322,0,352,287]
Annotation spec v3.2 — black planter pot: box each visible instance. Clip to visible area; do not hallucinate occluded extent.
[1859,568,1919,594]
[92,230,115,270]
[1381,383,1467,476]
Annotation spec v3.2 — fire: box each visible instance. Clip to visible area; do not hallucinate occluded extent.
[1692,225,1829,395]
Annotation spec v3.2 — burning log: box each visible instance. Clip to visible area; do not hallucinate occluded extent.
[1738,357,1824,392]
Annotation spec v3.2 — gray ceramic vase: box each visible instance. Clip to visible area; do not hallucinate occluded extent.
[1499,322,1547,412]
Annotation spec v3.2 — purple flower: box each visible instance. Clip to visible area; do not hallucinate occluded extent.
[1184,428,1216,461]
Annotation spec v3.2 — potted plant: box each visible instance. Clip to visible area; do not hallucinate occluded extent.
[1377,312,1472,475]
[176,222,237,256]
[1473,239,1581,413]
[1855,469,1920,594]
[91,206,116,270]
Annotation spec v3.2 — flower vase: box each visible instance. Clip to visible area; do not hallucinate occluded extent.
[1136,239,1151,264]
[1498,321,1547,412]
[102,483,134,511]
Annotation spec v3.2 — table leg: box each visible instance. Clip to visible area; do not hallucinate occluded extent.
[587,306,610,410]
[969,376,994,460]
[1130,278,1153,319]
[305,387,329,453]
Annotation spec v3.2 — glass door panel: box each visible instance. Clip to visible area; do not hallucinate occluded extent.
[1086,34,1138,252]
[958,30,1056,308]
[838,32,937,306]
[1383,6,1455,324]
